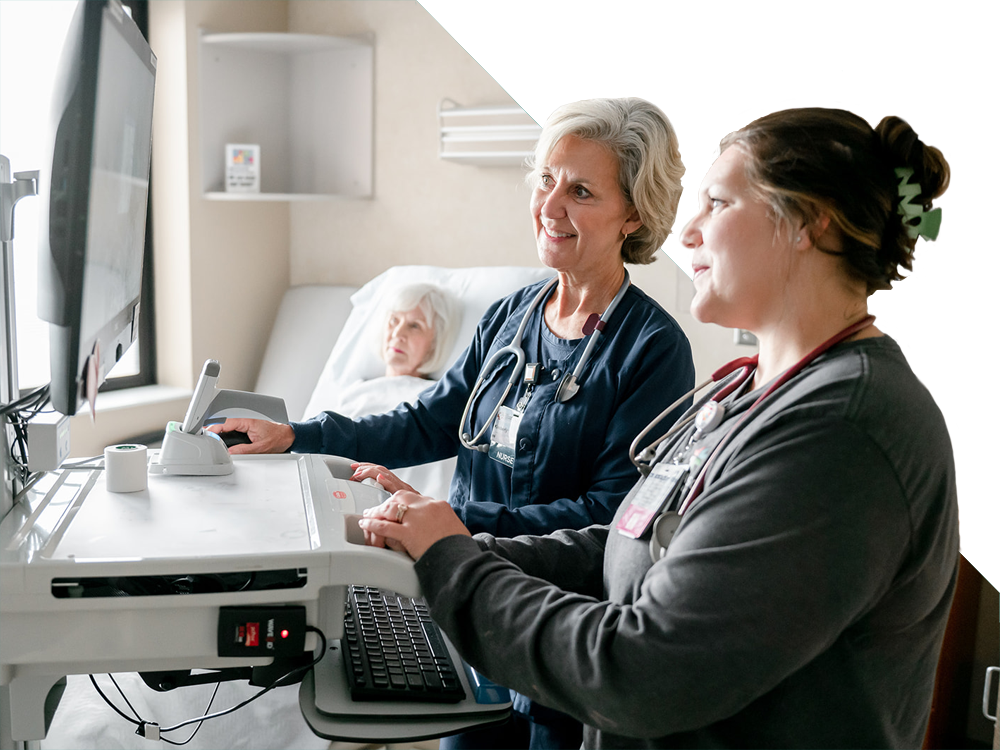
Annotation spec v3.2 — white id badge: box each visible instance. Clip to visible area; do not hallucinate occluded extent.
[488,405,522,468]
[616,462,689,539]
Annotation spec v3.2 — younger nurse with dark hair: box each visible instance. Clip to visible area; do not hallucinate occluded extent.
[359,108,959,749]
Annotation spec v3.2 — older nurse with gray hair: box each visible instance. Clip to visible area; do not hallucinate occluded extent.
[214,98,696,749]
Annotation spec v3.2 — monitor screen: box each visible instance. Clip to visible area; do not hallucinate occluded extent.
[36,0,156,416]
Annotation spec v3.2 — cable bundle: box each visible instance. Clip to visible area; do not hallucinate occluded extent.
[90,625,328,745]
[1,384,51,489]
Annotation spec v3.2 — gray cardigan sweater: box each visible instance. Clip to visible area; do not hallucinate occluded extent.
[415,337,959,748]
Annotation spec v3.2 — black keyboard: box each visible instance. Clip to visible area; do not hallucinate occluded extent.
[342,585,466,703]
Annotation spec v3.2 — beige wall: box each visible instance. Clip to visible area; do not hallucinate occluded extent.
[70,0,740,455]
[155,0,292,393]
[287,0,538,285]
[284,0,738,377]
[156,0,737,387]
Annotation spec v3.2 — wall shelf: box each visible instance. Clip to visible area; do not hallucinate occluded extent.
[202,192,348,202]
[438,100,540,167]
[199,31,373,200]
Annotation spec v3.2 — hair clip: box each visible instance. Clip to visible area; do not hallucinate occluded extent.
[895,167,942,241]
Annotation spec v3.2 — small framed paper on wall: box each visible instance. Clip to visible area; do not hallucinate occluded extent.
[225,143,260,193]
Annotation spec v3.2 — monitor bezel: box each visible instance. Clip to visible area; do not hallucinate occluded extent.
[37,0,156,416]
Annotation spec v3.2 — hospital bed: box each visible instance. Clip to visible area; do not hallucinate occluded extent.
[257,264,555,422]
[10,265,551,750]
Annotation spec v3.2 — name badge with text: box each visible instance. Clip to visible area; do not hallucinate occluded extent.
[488,405,522,468]
[616,463,689,539]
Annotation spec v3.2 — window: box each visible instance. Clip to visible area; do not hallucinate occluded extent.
[0,0,154,396]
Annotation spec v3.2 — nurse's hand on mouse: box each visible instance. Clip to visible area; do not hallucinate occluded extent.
[359,491,471,561]
[350,463,415,494]
[205,418,294,455]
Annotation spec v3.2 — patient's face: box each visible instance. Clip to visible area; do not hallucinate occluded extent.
[384,307,435,378]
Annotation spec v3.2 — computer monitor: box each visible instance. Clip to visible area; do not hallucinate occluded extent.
[36,0,156,416]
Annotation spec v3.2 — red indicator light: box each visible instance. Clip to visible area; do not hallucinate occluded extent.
[281,629,289,639]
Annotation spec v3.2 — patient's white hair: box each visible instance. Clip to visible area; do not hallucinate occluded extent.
[373,283,461,376]
[527,97,684,265]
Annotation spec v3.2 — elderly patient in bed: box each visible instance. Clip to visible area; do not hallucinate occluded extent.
[334,282,459,413]
[306,281,460,501]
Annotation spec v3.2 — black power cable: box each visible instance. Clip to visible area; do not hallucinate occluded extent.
[3,385,52,489]
[88,625,328,743]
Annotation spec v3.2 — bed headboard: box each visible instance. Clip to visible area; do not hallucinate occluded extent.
[254,284,358,424]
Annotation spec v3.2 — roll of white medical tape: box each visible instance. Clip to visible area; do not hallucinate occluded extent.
[104,444,148,493]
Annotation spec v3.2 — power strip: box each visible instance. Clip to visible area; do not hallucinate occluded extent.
[26,411,71,471]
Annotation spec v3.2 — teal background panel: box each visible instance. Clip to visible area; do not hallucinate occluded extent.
[421,0,1000,586]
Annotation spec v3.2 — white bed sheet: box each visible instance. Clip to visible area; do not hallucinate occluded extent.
[304,374,456,502]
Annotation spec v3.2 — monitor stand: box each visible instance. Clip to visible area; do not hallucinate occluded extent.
[1,155,39,524]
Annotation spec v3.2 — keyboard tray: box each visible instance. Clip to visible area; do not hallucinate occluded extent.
[343,586,465,703]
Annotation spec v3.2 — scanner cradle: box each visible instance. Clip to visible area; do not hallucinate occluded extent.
[149,359,288,476]
[149,422,234,476]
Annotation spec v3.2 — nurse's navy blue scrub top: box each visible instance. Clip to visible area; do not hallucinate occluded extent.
[290,278,695,538]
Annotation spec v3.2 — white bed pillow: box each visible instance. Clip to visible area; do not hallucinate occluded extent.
[302,265,554,420]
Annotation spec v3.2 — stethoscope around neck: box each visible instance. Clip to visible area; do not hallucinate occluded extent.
[459,270,632,453]
[630,314,876,503]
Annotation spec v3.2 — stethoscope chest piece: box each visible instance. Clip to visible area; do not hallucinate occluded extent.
[649,511,683,563]
[554,373,579,403]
